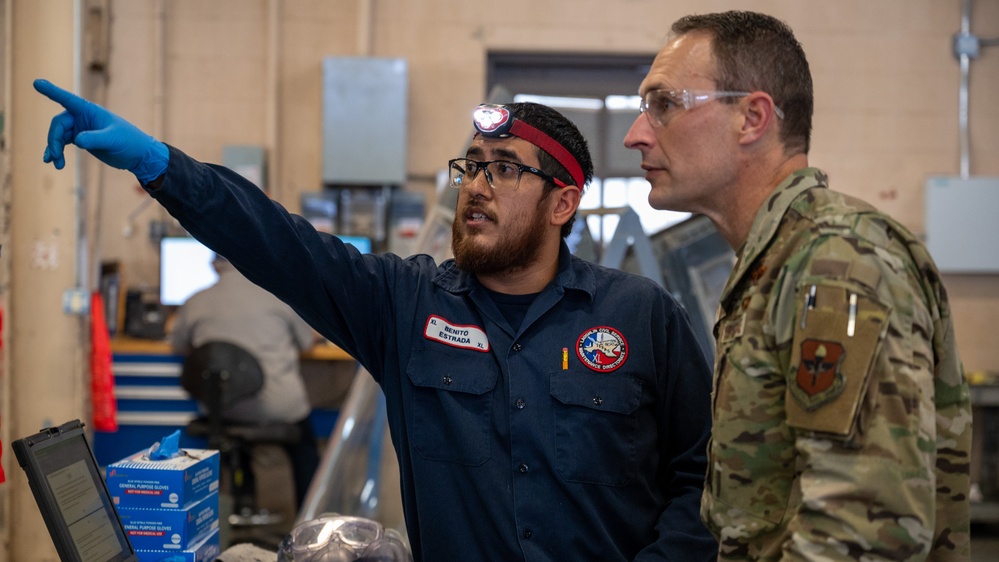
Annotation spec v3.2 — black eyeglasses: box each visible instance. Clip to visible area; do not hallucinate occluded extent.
[447,158,562,191]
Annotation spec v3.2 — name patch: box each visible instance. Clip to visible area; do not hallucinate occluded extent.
[424,315,490,352]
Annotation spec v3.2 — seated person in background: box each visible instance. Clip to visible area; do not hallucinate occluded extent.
[171,253,320,510]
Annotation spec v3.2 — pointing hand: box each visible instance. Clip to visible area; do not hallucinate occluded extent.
[34,79,169,184]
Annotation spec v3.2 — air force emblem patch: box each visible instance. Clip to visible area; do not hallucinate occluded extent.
[576,326,628,372]
[791,338,845,410]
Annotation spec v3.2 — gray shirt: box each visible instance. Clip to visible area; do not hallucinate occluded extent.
[170,262,315,423]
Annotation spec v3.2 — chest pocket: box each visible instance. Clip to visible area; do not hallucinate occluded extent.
[550,370,642,486]
[407,347,498,466]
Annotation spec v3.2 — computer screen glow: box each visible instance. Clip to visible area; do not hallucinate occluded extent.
[159,237,219,306]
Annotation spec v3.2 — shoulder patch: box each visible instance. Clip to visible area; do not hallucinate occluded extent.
[786,284,890,435]
[792,339,846,409]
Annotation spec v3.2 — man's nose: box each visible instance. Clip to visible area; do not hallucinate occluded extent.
[463,168,494,198]
[623,113,653,151]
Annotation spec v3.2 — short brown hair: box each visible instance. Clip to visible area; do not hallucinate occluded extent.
[671,11,813,155]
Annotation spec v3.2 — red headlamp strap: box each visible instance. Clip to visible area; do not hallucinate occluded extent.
[472,104,585,189]
[507,120,585,189]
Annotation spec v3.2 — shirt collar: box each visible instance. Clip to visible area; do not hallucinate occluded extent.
[434,240,596,301]
[721,167,828,305]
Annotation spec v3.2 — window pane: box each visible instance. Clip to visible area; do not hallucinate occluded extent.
[513,94,603,110]
[622,177,692,234]
[605,110,642,177]
[495,86,691,250]
[586,213,619,246]
[580,177,602,210]
[586,178,692,245]
[606,95,641,110]
[601,177,630,208]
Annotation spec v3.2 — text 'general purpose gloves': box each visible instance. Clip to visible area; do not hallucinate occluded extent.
[34,79,169,184]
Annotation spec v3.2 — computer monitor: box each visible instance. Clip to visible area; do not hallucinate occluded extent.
[160,234,370,307]
[338,235,373,254]
[159,237,219,306]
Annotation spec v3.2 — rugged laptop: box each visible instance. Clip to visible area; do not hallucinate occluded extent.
[13,419,137,562]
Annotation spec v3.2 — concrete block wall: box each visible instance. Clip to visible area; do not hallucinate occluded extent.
[4,0,997,559]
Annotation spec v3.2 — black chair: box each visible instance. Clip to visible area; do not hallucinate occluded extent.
[179,341,301,532]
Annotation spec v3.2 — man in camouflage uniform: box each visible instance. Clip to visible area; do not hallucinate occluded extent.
[624,10,972,561]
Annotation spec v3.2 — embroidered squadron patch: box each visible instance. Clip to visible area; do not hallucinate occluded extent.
[791,338,846,410]
[576,326,628,372]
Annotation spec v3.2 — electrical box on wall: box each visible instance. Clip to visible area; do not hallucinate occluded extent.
[223,145,266,192]
[925,176,999,273]
[322,57,408,186]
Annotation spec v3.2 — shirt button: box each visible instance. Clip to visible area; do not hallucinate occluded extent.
[512,343,522,352]
[592,396,603,406]
[523,529,532,539]
[514,398,526,409]
[442,375,453,385]
[518,463,529,473]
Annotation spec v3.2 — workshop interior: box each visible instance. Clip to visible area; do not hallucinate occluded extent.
[1,0,998,560]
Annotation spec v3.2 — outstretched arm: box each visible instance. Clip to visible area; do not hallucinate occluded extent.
[34,79,168,184]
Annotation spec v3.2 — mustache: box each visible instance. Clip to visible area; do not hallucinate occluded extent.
[460,200,494,220]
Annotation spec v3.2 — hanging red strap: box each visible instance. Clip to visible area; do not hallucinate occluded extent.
[90,291,118,431]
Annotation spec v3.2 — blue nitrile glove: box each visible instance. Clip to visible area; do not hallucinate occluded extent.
[33,79,169,184]
[148,429,181,460]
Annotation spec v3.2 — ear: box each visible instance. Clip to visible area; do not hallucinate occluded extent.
[550,185,581,228]
[738,93,780,145]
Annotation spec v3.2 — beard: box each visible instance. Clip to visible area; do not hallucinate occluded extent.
[451,193,552,276]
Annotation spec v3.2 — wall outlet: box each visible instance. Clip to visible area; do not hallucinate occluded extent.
[62,288,90,316]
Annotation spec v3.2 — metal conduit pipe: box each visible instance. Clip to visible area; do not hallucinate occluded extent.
[73,0,88,299]
[266,0,282,200]
[954,0,999,179]
[358,0,373,56]
[958,0,972,179]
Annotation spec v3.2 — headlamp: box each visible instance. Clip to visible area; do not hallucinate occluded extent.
[472,104,514,136]
[471,103,585,189]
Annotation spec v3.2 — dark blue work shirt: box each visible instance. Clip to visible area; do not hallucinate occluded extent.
[150,146,717,561]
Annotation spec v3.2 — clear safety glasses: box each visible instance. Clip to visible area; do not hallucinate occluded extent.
[639,88,785,127]
[277,514,411,562]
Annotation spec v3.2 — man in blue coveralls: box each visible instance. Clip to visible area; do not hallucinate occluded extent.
[35,79,716,561]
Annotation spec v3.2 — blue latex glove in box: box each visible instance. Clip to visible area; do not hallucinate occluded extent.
[34,79,169,184]
[147,429,182,460]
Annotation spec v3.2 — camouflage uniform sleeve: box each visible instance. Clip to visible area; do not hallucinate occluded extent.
[774,223,971,560]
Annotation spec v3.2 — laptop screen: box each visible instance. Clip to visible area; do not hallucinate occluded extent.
[13,420,137,562]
